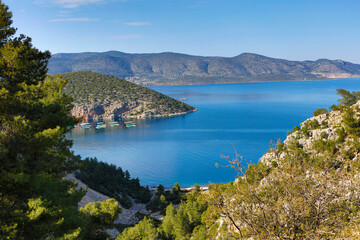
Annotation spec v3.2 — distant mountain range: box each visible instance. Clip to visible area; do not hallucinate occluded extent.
[48,51,360,85]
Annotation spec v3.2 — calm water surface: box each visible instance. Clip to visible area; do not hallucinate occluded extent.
[68,78,360,187]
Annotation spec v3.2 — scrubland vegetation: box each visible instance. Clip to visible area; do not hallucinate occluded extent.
[60,71,195,117]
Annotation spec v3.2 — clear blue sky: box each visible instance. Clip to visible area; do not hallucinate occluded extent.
[5,0,360,63]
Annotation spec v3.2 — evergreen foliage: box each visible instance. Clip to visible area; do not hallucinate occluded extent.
[75,158,152,208]
[58,71,195,116]
[292,125,300,132]
[342,106,360,136]
[160,191,207,239]
[146,183,184,213]
[0,3,121,238]
[116,217,159,240]
[80,198,122,239]
[337,88,360,107]
[313,107,328,116]
[120,189,207,240]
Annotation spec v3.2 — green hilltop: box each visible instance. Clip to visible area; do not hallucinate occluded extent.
[58,71,196,119]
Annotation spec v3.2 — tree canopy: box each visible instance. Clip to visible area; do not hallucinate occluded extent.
[0,2,120,239]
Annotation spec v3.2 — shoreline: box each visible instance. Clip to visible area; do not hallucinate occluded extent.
[149,185,209,192]
[147,76,360,87]
[123,108,198,119]
[76,108,198,121]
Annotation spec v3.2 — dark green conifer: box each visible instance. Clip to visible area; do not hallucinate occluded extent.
[0,2,120,238]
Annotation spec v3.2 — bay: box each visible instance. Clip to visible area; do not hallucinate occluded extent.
[67,78,360,187]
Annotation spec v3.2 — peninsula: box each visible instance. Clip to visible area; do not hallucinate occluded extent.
[57,71,197,119]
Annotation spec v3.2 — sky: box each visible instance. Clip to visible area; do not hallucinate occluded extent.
[4,0,360,63]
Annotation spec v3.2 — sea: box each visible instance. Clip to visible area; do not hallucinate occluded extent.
[67,78,360,187]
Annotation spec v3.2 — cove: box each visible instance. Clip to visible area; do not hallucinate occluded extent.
[67,78,360,187]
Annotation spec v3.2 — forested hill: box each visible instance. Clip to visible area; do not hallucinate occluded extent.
[57,71,196,119]
[48,51,360,85]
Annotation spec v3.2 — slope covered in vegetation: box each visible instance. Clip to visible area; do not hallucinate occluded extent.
[75,158,152,209]
[117,89,360,239]
[58,71,196,119]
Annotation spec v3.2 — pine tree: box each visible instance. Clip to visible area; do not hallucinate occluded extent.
[0,2,121,238]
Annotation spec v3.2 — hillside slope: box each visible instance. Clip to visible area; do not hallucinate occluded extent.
[57,71,196,119]
[115,91,360,239]
[201,96,360,239]
[48,51,360,85]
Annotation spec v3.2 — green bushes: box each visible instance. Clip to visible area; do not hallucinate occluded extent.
[336,89,360,107]
[146,183,184,213]
[336,127,346,143]
[301,119,320,137]
[245,162,271,184]
[321,120,329,128]
[158,190,207,240]
[146,194,169,213]
[307,119,320,129]
[116,217,159,240]
[80,199,122,239]
[329,89,360,112]
[116,189,207,240]
[292,125,300,132]
[342,107,360,136]
[313,108,328,116]
[58,71,195,116]
[313,139,337,155]
[119,195,133,209]
[277,142,285,151]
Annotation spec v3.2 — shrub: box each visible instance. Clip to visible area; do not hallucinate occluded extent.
[293,125,300,132]
[313,108,328,116]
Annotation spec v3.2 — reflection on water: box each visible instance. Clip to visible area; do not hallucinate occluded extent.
[158,88,274,101]
[68,78,360,187]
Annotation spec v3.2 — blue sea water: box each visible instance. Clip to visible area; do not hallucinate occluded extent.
[67,78,360,187]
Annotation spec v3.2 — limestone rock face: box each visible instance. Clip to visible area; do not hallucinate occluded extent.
[70,100,197,120]
[261,101,360,167]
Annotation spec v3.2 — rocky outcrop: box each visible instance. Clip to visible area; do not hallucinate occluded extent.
[260,102,360,166]
[70,101,198,120]
[70,101,138,119]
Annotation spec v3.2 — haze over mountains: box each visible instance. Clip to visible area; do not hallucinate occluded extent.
[48,51,360,85]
